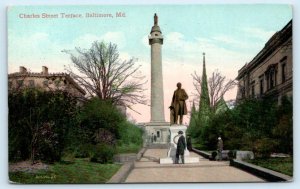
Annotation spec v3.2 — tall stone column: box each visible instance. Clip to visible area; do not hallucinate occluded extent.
[149,13,165,122]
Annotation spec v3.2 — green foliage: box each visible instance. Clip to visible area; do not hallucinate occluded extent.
[90,144,116,163]
[190,96,293,157]
[188,58,212,145]
[73,144,94,158]
[9,89,143,165]
[253,138,277,158]
[9,158,121,184]
[78,98,125,142]
[272,96,293,154]
[118,121,143,146]
[8,89,78,163]
[66,98,143,163]
[116,143,142,154]
[246,157,293,176]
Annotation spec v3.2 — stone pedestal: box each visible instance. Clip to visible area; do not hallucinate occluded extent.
[144,122,170,144]
[160,125,199,164]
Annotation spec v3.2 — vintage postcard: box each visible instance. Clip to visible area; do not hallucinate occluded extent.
[8,5,293,183]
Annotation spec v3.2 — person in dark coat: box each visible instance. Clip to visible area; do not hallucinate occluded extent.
[175,130,186,164]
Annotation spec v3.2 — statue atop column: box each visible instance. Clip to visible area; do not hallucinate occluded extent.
[154,13,158,25]
[169,82,189,125]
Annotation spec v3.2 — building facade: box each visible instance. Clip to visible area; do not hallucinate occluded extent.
[236,20,292,104]
[8,66,86,98]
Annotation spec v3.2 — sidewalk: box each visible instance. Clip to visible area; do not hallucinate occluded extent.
[125,149,265,183]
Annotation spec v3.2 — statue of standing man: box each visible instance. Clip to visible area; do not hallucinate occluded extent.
[169,82,188,125]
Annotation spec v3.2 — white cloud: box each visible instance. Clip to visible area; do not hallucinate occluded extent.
[8,32,71,73]
[165,32,184,45]
[163,32,254,71]
[72,32,126,49]
[242,27,275,41]
[101,32,126,47]
[119,52,131,61]
[141,35,149,47]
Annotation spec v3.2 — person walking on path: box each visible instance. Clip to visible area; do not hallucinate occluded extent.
[217,137,223,161]
[175,131,186,164]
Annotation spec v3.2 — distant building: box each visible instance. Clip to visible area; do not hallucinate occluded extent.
[236,20,292,104]
[8,66,86,98]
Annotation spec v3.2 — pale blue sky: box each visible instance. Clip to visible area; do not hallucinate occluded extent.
[8,5,292,122]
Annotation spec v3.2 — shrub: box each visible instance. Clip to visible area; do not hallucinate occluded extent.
[8,89,78,163]
[74,144,94,158]
[79,98,125,142]
[253,138,277,158]
[61,151,75,164]
[90,144,116,163]
[118,121,143,146]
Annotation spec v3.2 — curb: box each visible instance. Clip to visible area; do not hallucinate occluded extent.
[106,162,134,183]
[191,148,211,159]
[230,159,293,182]
[107,147,146,183]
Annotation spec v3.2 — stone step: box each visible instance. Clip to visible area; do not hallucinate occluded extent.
[146,143,170,149]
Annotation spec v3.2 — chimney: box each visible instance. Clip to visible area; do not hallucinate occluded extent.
[19,66,27,74]
[42,66,48,75]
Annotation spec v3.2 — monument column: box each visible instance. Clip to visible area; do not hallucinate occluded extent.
[149,13,165,122]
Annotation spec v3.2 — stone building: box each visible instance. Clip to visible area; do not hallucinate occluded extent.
[8,66,86,98]
[236,20,292,104]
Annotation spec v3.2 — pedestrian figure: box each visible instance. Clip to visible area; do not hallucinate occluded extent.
[175,130,186,164]
[217,137,223,161]
[154,135,157,142]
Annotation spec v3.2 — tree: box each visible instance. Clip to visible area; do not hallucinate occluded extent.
[63,41,146,110]
[192,69,236,112]
[188,53,211,145]
[8,89,78,163]
[187,101,198,138]
[189,54,236,146]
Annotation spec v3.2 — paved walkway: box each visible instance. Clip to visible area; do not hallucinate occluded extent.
[125,149,265,183]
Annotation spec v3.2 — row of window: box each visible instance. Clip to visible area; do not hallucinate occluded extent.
[250,57,287,97]
[9,79,63,88]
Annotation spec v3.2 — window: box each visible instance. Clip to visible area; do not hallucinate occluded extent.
[259,75,264,95]
[251,81,255,97]
[280,56,287,84]
[29,80,35,88]
[270,69,274,89]
[265,64,278,90]
[282,63,286,83]
[157,131,160,138]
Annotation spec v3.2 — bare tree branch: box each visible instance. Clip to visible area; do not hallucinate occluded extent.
[63,41,147,109]
[192,69,237,111]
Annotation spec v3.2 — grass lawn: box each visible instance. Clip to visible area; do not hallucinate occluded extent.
[246,157,293,176]
[9,158,121,184]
